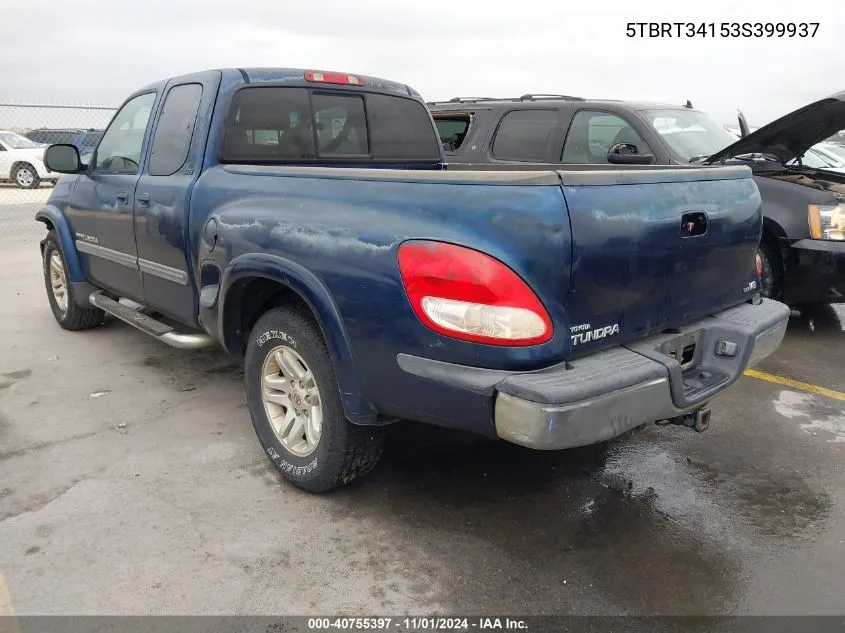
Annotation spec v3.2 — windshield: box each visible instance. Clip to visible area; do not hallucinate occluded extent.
[812,145,845,167]
[640,109,739,161]
[0,131,42,149]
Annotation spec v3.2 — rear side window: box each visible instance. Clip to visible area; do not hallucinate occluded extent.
[148,83,203,176]
[434,113,471,151]
[221,87,440,163]
[562,110,650,164]
[491,110,558,161]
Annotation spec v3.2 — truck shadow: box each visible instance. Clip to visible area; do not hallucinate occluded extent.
[323,423,741,615]
[324,417,831,615]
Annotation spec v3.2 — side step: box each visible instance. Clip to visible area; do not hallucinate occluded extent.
[89,292,215,350]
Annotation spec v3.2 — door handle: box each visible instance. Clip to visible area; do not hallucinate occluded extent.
[116,190,129,204]
[137,193,151,208]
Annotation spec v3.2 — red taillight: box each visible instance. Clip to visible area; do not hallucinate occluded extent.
[304,70,365,86]
[755,252,763,280]
[397,241,553,346]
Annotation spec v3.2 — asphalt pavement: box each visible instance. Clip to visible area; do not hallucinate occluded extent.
[0,231,843,618]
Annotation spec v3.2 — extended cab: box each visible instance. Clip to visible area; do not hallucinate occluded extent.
[37,69,789,493]
[430,93,845,305]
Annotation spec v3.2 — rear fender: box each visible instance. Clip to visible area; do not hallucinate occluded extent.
[35,205,85,282]
[220,252,378,424]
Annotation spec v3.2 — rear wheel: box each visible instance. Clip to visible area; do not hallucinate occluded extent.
[14,163,40,189]
[245,306,384,493]
[757,238,783,301]
[42,231,105,330]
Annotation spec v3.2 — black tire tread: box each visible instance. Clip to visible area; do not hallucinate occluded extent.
[758,236,783,301]
[43,231,105,331]
[247,305,383,493]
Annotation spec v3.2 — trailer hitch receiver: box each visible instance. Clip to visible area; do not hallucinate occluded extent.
[656,408,711,433]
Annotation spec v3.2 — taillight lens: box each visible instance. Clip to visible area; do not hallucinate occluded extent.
[397,241,553,346]
[755,252,763,280]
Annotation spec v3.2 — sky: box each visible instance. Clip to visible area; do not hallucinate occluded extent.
[0,0,843,128]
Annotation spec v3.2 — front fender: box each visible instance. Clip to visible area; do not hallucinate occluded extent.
[219,252,378,424]
[34,205,85,282]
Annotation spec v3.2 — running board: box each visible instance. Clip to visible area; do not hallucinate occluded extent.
[89,292,215,350]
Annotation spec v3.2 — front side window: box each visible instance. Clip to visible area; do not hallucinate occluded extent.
[562,111,650,164]
[640,109,738,162]
[148,83,203,176]
[491,110,558,161]
[93,92,156,174]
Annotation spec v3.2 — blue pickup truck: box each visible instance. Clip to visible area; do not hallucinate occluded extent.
[37,68,790,492]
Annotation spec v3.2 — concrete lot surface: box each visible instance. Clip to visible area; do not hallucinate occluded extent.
[1,232,844,617]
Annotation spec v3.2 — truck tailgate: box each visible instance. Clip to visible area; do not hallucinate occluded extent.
[558,166,761,351]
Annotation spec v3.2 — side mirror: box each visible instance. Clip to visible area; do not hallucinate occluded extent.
[44,144,83,174]
[607,142,655,165]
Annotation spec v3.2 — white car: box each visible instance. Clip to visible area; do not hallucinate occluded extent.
[0,130,60,188]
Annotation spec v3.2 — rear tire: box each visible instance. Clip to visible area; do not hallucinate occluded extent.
[14,163,40,189]
[245,306,384,493]
[42,231,105,330]
[757,238,783,301]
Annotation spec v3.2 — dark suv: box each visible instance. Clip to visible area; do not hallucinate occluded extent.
[25,128,85,146]
[430,94,845,305]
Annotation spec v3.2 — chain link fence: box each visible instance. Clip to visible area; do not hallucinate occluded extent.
[0,103,116,242]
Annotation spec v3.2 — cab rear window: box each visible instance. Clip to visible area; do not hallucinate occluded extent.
[221,87,441,163]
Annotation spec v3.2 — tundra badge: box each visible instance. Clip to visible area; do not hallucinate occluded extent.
[570,322,620,346]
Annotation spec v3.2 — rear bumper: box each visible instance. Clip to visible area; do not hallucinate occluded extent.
[397,298,790,450]
[494,298,789,449]
[783,239,845,304]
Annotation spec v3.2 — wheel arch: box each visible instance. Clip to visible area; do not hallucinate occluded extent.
[219,253,378,424]
[35,206,85,282]
[762,215,788,243]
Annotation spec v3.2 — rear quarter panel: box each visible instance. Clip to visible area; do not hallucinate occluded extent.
[190,166,573,426]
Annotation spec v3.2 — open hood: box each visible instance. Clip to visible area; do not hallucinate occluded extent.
[705,90,845,164]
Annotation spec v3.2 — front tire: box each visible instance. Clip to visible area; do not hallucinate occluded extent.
[245,306,384,493]
[758,239,783,301]
[14,163,40,189]
[42,231,105,330]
